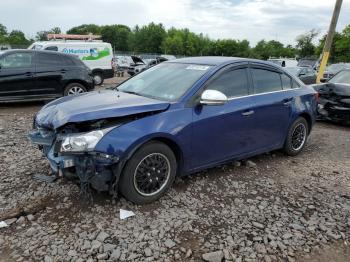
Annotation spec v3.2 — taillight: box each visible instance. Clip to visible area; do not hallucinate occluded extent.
[314,92,320,103]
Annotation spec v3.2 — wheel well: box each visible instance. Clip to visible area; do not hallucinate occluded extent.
[92,69,103,75]
[299,113,312,134]
[65,80,88,88]
[135,137,184,176]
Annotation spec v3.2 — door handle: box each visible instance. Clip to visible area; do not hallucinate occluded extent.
[283,97,293,106]
[242,110,254,116]
[25,72,33,77]
[61,69,67,73]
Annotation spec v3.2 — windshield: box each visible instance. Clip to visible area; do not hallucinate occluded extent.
[298,59,316,67]
[117,63,212,101]
[285,67,300,76]
[327,64,345,73]
[329,70,350,84]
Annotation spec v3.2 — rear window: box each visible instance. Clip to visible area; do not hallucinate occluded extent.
[252,68,282,94]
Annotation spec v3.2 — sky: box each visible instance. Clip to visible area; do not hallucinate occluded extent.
[0,0,349,46]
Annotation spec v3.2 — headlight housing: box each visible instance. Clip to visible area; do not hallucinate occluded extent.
[60,128,112,153]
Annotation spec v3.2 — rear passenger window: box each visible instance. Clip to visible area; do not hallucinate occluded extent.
[252,69,282,94]
[206,68,249,98]
[36,53,65,67]
[281,74,292,90]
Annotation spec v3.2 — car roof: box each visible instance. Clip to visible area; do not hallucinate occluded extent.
[0,49,76,58]
[169,56,279,67]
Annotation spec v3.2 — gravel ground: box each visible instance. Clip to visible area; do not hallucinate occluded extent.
[0,101,349,262]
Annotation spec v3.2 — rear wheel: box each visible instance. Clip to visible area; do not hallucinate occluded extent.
[63,83,87,96]
[119,142,177,204]
[93,72,104,85]
[284,117,309,156]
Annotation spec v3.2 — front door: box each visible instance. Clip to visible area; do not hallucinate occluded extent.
[190,65,257,170]
[0,52,35,100]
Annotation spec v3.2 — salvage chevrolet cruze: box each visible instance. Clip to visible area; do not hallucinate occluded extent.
[29,57,318,204]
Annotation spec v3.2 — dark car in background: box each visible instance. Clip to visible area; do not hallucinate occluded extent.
[322,63,350,82]
[29,57,317,204]
[127,56,168,76]
[312,69,350,125]
[0,50,94,102]
[297,58,319,70]
[285,66,317,85]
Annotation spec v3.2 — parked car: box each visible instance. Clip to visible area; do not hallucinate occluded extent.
[28,41,114,85]
[312,69,350,125]
[297,58,319,71]
[0,49,94,102]
[322,63,350,81]
[29,57,318,204]
[268,57,298,67]
[127,56,168,76]
[285,66,317,85]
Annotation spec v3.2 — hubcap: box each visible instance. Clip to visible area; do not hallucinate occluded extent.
[94,75,102,85]
[291,123,306,151]
[67,86,85,96]
[133,153,171,197]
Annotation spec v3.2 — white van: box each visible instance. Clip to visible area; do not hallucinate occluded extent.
[28,41,114,85]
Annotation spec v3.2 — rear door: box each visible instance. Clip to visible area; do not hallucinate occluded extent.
[249,65,292,150]
[33,52,66,97]
[191,64,258,169]
[0,52,35,100]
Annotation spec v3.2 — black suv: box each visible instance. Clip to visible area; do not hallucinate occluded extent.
[0,49,94,102]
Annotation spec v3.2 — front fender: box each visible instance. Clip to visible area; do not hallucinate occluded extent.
[94,106,193,168]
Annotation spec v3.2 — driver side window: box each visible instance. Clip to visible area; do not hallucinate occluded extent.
[205,68,249,98]
[0,53,33,69]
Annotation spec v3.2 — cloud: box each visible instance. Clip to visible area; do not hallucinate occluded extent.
[0,0,349,46]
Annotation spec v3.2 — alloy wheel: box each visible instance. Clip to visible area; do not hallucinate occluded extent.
[67,86,85,96]
[291,123,307,151]
[133,153,171,196]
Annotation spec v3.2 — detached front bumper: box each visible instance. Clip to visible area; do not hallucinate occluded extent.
[28,129,120,192]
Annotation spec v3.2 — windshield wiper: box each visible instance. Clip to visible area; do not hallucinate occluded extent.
[120,90,142,96]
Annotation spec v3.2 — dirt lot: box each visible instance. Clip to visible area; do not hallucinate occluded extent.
[0,97,349,261]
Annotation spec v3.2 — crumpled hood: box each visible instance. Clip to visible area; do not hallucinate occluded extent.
[35,90,170,129]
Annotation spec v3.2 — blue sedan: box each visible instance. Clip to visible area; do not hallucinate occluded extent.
[29,57,318,204]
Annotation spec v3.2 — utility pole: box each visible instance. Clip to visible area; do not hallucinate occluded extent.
[316,0,343,83]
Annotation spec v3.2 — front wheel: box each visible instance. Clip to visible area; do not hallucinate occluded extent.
[119,142,177,204]
[283,117,309,156]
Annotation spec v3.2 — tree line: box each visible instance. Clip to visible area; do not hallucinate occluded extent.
[1,22,350,63]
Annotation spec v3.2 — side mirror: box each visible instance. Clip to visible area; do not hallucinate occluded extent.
[298,73,306,77]
[200,90,228,106]
[320,78,327,83]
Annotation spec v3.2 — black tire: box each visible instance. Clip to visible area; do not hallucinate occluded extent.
[93,72,104,85]
[119,142,177,204]
[283,117,309,156]
[63,83,87,96]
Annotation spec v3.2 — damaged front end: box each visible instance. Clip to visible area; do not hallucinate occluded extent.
[28,123,120,196]
[315,83,350,125]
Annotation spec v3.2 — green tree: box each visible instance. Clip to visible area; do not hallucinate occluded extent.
[129,23,166,53]
[7,30,30,46]
[101,24,131,51]
[295,29,318,58]
[67,24,101,35]
[36,27,62,41]
[0,23,7,43]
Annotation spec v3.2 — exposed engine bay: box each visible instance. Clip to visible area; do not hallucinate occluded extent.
[314,83,350,125]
